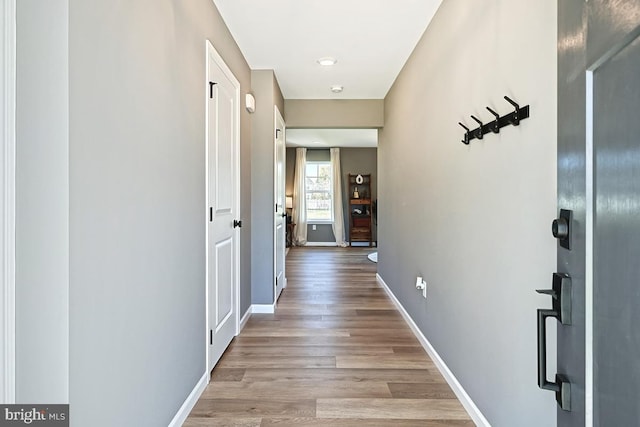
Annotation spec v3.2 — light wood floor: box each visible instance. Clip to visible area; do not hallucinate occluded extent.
[185,247,473,426]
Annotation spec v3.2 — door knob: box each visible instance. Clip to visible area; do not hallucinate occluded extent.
[551,209,572,250]
[233,220,242,228]
[552,218,569,239]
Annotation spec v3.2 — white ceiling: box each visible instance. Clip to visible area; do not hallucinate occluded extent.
[286,128,378,148]
[213,0,443,99]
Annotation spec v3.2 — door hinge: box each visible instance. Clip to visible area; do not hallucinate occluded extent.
[209,81,217,99]
[210,329,213,345]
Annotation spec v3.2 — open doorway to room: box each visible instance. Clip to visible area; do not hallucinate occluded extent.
[284,129,378,262]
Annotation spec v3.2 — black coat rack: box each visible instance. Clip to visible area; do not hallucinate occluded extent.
[458,96,530,145]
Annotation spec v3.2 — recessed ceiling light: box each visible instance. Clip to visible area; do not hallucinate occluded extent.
[330,85,344,93]
[317,57,337,66]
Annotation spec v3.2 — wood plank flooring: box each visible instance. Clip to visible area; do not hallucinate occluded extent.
[185,247,473,427]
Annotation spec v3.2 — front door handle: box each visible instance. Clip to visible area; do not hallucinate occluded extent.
[537,309,571,410]
[536,273,572,411]
[536,273,572,325]
[233,220,242,228]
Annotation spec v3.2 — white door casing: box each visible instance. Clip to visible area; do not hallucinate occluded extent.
[205,40,240,373]
[1,0,16,404]
[274,106,286,301]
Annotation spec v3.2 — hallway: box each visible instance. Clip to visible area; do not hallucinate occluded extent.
[185,247,473,426]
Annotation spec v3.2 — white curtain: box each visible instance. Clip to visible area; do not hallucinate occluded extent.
[292,148,307,246]
[330,148,348,247]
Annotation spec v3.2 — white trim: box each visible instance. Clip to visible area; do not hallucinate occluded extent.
[204,40,241,374]
[273,105,276,303]
[584,70,594,427]
[239,307,251,331]
[274,105,286,304]
[168,372,208,427]
[304,242,337,247]
[251,303,275,314]
[204,40,211,375]
[1,0,16,404]
[376,274,490,427]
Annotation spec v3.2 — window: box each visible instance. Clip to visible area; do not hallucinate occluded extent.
[305,161,333,222]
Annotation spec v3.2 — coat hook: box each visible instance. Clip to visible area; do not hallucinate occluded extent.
[504,96,520,125]
[458,122,470,145]
[486,107,500,133]
[471,115,483,140]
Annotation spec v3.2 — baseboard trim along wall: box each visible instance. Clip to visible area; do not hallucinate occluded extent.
[168,372,208,427]
[239,307,252,331]
[376,274,491,427]
[304,242,337,247]
[251,303,276,314]
[171,305,254,426]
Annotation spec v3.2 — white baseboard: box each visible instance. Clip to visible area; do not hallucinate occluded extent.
[239,307,252,331]
[251,303,275,314]
[376,274,490,427]
[168,372,208,427]
[304,242,337,247]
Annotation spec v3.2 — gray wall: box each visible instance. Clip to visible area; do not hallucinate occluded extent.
[251,70,284,305]
[285,99,384,128]
[285,147,296,197]
[378,1,557,426]
[68,1,251,425]
[16,0,69,403]
[286,148,377,243]
[305,224,334,243]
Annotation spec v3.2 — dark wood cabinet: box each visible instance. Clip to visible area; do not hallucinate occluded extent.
[347,174,372,247]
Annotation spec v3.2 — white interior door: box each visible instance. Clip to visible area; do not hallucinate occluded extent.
[206,41,240,372]
[274,107,286,301]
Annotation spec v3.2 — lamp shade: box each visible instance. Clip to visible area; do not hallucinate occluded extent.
[286,196,293,209]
